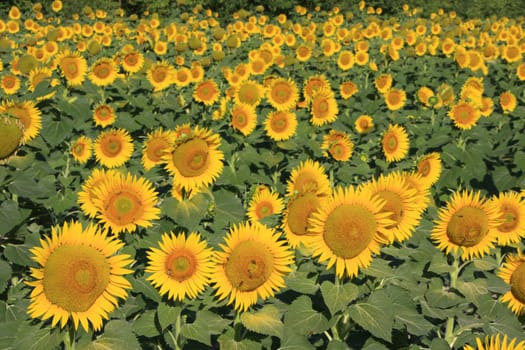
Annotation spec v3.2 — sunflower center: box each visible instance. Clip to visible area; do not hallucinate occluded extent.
[510,262,525,303]
[146,139,169,162]
[376,190,403,225]
[323,204,376,259]
[294,171,321,193]
[498,205,518,233]
[171,138,209,177]
[329,143,345,158]
[446,206,488,247]
[233,112,247,127]
[152,68,167,83]
[165,250,196,282]
[64,59,79,76]
[271,113,288,132]
[457,108,473,122]
[287,192,321,236]
[225,240,273,292]
[384,134,398,152]
[101,136,122,157]
[106,190,144,225]
[273,84,291,103]
[124,53,138,66]
[255,201,273,219]
[94,64,110,79]
[73,143,85,156]
[96,107,112,121]
[43,244,110,312]
[4,77,15,88]
[418,161,431,176]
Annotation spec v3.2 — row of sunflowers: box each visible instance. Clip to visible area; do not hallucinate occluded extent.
[1,0,525,349]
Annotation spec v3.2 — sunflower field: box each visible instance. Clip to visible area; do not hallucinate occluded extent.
[1,0,525,349]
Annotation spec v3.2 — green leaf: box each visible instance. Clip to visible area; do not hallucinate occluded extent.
[212,189,245,229]
[157,303,181,331]
[180,310,226,346]
[284,295,329,335]
[10,322,62,350]
[326,340,349,350]
[132,310,160,338]
[0,321,21,349]
[456,279,488,305]
[320,280,359,316]
[130,276,162,303]
[280,327,315,350]
[162,193,210,231]
[0,200,30,236]
[3,244,34,267]
[348,291,393,342]
[284,271,319,295]
[0,260,12,294]
[240,304,283,338]
[428,252,454,274]
[84,320,141,350]
[492,166,516,192]
[217,329,261,350]
[394,303,434,336]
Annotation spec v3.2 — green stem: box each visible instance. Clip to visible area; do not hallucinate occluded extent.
[64,323,76,350]
[444,254,459,347]
[173,311,182,350]
[233,313,243,342]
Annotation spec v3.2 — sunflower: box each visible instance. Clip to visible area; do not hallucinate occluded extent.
[490,192,525,246]
[417,86,435,107]
[374,74,393,94]
[296,45,312,62]
[142,128,175,171]
[361,172,422,243]
[0,100,42,143]
[355,50,369,66]
[502,44,522,64]
[89,57,118,87]
[286,159,331,197]
[431,190,500,260]
[230,103,257,136]
[500,91,517,114]
[193,79,220,106]
[308,185,393,278]
[303,75,331,102]
[321,130,353,162]
[264,110,297,141]
[93,172,160,234]
[26,221,133,332]
[93,128,134,168]
[247,186,283,225]
[463,334,525,350]
[93,103,116,128]
[416,152,442,187]
[340,81,359,100]
[310,87,339,126]
[146,231,214,301]
[71,136,92,164]
[0,116,24,164]
[448,101,481,129]
[234,80,265,106]
[480,97,494,117]
[1,74,20,95]
[282,191,326,248]
[55,49,87,86]
[210,221,294,312]
[355,114,374,134]
[337,50,355,71]
[384,88,406,111]
[121,51,144,73]
[516,63,525,81]
[266,78,299,111]
[147,61,176,92]
[28,67,54,95]
[173,67,192,88]
[163,126,224,193]
[382,124,409,163]
[77,169,122,218]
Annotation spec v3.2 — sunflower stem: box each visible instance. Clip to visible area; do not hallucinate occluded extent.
[64,323,76,350]
[173,308,182,350]
[444,254,460,347]
[233,312,243,342]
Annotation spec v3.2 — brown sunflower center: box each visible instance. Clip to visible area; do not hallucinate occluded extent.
[329,143,346,159]
[3,76,15,88]
[446,206,489,247]
[152,68,168,83]
[105,190,144,225]
[62,58,79,76]
[43,244,110,312]
[510,262,525,303]
[323,204,376,259]
[376,190,403,225]
[294,171,322,193]
[418,160,431,176]
[255,201,273,219]
[233,111,248,127]
[287,192,321,236]
[94,63,111,79]
[95,106,112,121]
[271,113,288,132]
[384,134,398,152]
[171,138,209,177]
[498,205,518,233]
[124,53,138,66]
[73,143,86,156]
[146,138,169,162]
[225,240,273,292]
[101,135,122,157]
[0,118,24,160]
[273,84,292,103]
[165,250,196,282]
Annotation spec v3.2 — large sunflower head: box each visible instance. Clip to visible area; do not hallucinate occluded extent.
[490,191,525,247]
[0,100,42,143]
[307,185,394,279]
[142,128,175,171]
[93,172,161,234]
[55,49,88,86]
[146,231,214,301]
[247,186,284,225]
[230,103,257,136]
[431,190,501,260]
[463,334,525,350]
[499,253,525,320]
[89,57,119,86]
[286,159,331,197]
[77,168,122,218]
[1,74,20,95]
[416,152,442,187]
[163,126,224,193]
[211,221,294,312]
[309,87,339,126]
[266,77,299,111]
[0,116,24,164]
[93,128,134,168]
[382,124,409,163]
[448,101,481,129]
[26,221,133,332]
[264,109,298,141]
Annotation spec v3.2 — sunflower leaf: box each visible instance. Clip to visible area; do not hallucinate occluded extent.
[132,310,160,338]
[0,260,12,294]
[240,305,284,338]
[284,295,329,335]
[348,291,393,342]
[162,194,209,231]
[157,302,181,331]
[84,320,141,350]
[0,200,30,236]
[211,189,245,229]
[320,280,359,316]
[180,310,225,346]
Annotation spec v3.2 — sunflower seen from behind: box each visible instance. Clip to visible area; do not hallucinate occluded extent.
[431,190,500,260]
[93,128,133,168]
[146,231,214,301]
[0,100,42,143]
[163,126,224,193]
[211,221,294,312]
[26,221,133,332]
[0,116,24,164]
[308,185,393,279]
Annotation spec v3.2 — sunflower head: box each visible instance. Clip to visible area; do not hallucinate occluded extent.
[0,116,24,164]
